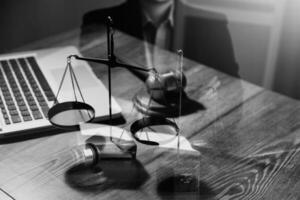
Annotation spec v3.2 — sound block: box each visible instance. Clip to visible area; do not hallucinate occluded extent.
[133,89,182,117]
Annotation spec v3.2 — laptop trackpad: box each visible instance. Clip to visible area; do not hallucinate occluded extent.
[49,65,120,116]
[50,65,99,90]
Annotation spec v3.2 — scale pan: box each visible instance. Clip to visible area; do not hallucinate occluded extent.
[48,101,95,130]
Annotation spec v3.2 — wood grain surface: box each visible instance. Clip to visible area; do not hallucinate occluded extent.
[0,28,299,200]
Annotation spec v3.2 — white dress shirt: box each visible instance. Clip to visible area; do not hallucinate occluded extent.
[141,5,174,68]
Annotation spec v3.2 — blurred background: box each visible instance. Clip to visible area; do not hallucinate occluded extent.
[1,0,299,99]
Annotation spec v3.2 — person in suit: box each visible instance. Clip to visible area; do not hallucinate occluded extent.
[81,0,174,49]
[80,0,240,77]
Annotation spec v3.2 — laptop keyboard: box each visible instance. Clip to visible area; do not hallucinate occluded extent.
[0,56,55,125]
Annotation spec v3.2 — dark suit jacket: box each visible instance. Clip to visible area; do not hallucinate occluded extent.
[81,0,144,40]
[81,0,240,78]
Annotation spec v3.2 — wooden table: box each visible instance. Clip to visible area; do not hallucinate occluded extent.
[0,28,299,200]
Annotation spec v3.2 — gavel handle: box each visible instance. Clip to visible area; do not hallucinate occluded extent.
[115,61,153,82]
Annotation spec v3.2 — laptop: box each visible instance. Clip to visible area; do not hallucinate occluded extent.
[0,46,122,139]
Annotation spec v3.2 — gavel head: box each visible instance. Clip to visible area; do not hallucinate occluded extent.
[145,70,187,104]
